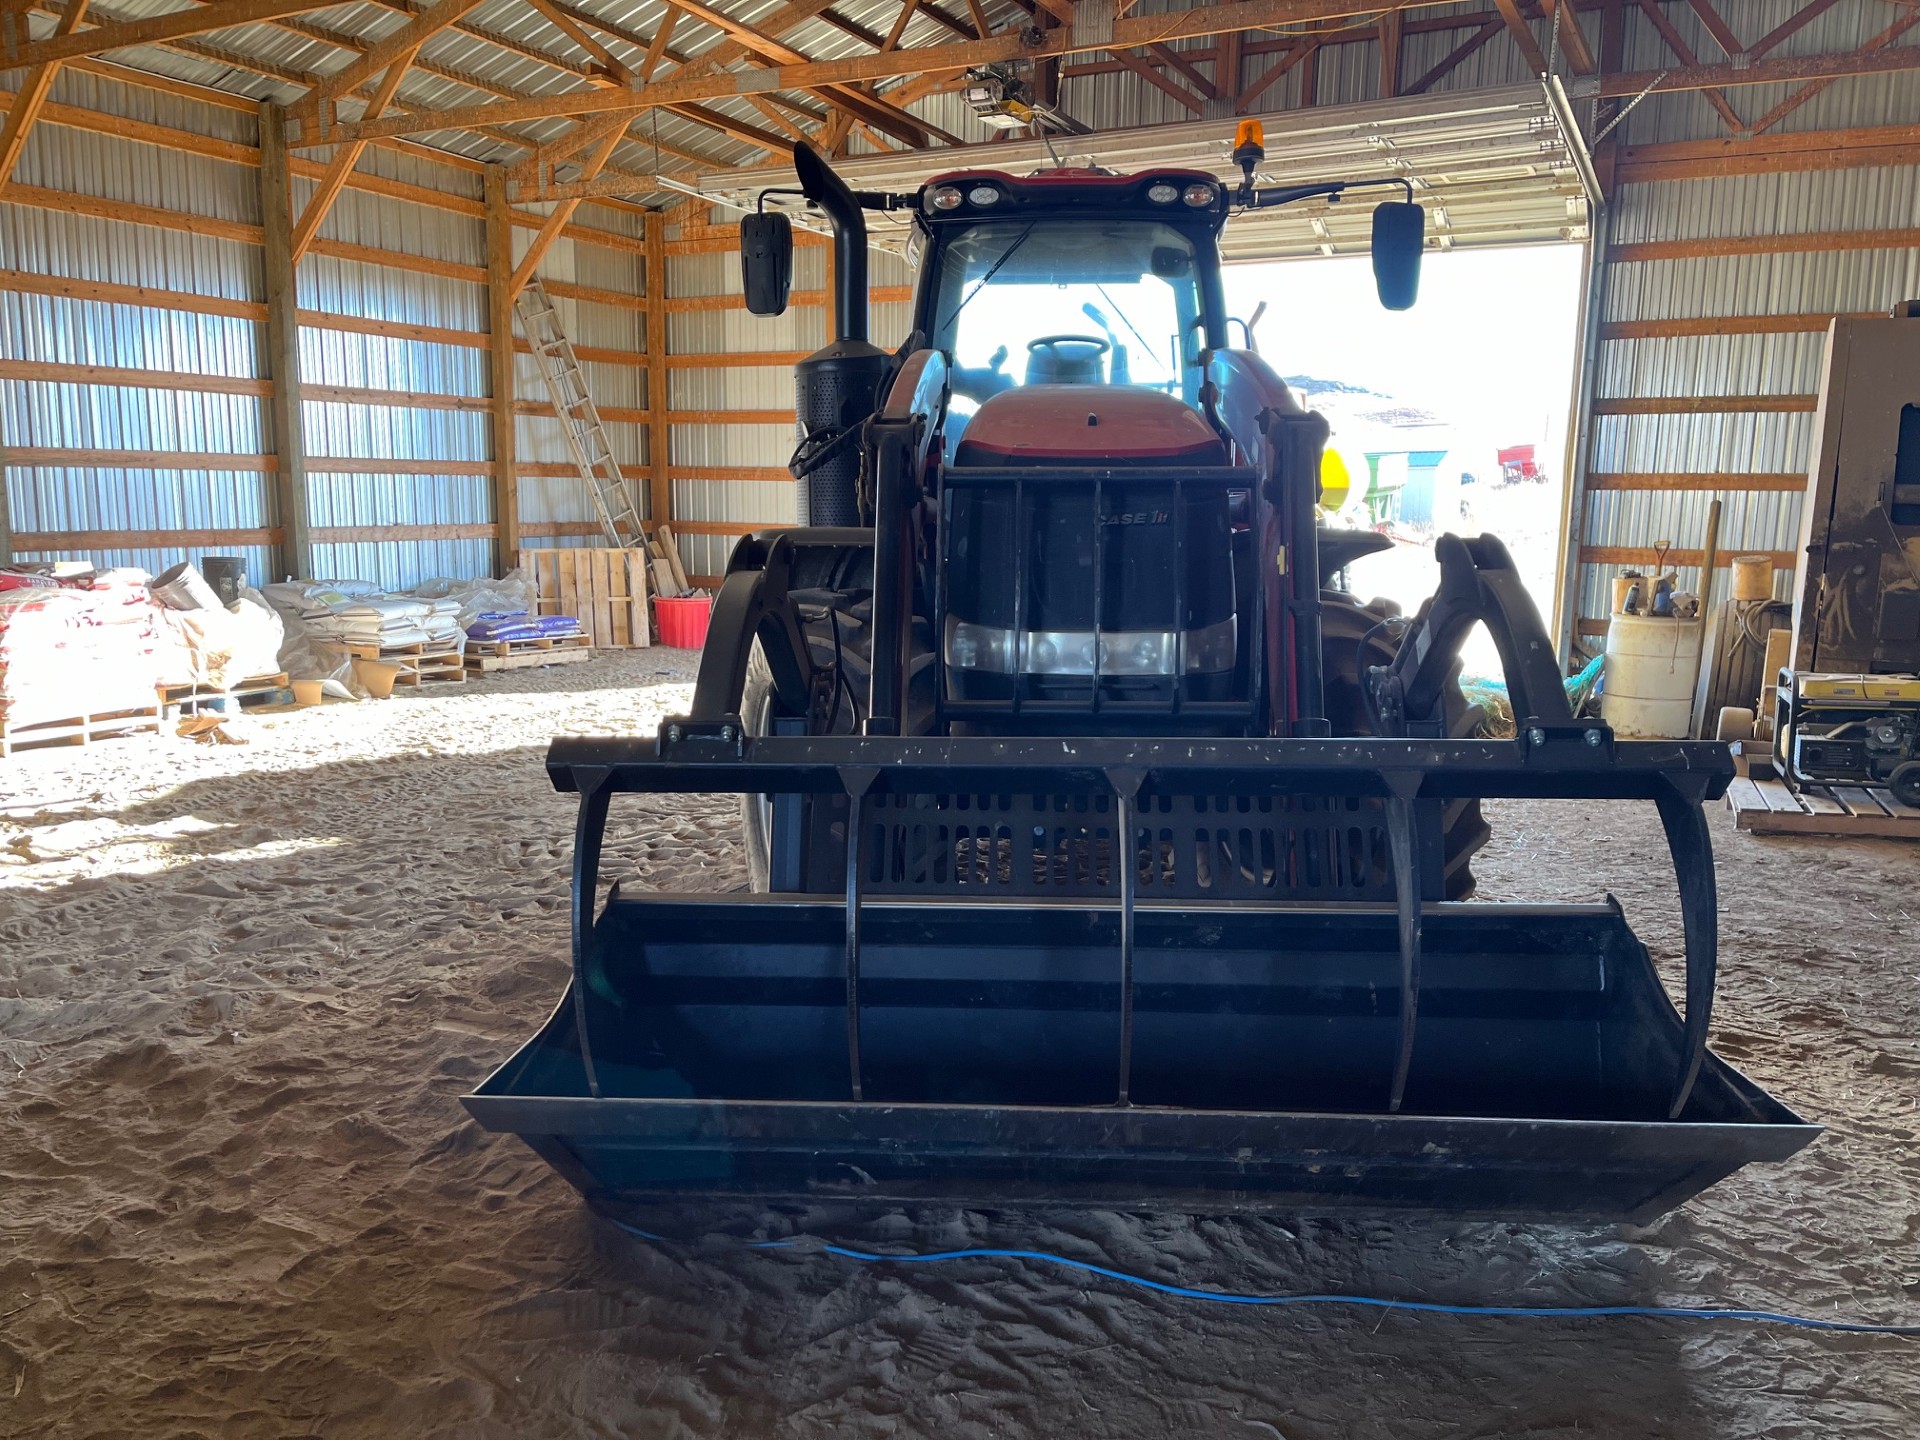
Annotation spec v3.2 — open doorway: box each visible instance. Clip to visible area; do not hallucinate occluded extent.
[1224,244,1586,676]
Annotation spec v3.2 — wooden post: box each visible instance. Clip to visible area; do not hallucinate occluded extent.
[0,431,12,565]
[1378,8,1402,97]
[644,209,671,530]
[484,166,520,570]
[258,103,311,582]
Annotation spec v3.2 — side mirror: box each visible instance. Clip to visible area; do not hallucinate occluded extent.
[1370,201,1424,312]
[741,211,793,316]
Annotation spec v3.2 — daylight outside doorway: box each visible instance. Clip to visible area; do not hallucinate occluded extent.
[1224,243,1587,678]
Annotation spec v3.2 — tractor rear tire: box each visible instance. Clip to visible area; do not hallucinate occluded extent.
[740,591,934,891]
[1320,590,1492,901]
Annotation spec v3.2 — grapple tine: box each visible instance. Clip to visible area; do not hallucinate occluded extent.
[841,766,880,1102]
[567,766,613,1102]
[1657,781,1718,1119]
[1110,767,1145,1107]
[1383,780,1423,1115]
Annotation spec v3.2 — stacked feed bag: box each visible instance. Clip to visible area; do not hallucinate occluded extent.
[0,573,181,729]
[263,583,465,653]
[466,611,585,644]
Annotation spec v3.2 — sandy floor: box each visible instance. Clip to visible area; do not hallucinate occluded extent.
[2,651,1916,1439]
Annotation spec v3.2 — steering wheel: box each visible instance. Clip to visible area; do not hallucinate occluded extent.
[1028,334,1111,355]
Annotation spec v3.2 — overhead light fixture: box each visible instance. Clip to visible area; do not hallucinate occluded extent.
[961,62,1090,138]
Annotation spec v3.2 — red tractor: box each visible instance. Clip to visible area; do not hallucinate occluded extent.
[467,139,1813,1222]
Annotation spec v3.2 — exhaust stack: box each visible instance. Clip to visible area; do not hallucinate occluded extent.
[791,142,888,527]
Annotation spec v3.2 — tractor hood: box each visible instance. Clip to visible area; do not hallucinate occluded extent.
[954,386,1229,467]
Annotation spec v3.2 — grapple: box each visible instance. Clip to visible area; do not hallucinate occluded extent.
[466,727,1816,1223]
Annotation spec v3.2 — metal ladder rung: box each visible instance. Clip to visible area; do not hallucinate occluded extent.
[514,277,644,549]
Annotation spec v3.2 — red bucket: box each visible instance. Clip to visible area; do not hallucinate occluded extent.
[654,595,712,649]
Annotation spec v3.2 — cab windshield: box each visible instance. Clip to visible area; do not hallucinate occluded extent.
[927,218,1205,410]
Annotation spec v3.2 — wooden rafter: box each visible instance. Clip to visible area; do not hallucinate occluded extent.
[1235,39,1315,113]
[0,0,89,189]
[1405,15,1501,94]
[509,121,624,296]
[1745,6,1920,139]
[881,0,919,51]
[1596,40,1920,96]
[288,0,1920,148]
[1378,6,1401,96]
[7,0,347,68]
[1489,0,1549,74]
[289,49,418,261]
[292,0,1452,146]
[1147,41,1218,100]
[1684,0,1742,62]
[1537,0,1593,74]
[639,2,679,81]
[525,0,631,79]
[746,93,811,140]
[290,0,489,123]
[507,0,840,183]
[1633,0,1741,133]
[1212,30,1243,102]
[1109,45,1207,113]
[1748,0,1844,62]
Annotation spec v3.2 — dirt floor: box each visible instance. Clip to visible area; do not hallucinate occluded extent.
[2,651,1916,1440]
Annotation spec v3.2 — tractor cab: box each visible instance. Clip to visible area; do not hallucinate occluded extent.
[908,167,1228,422]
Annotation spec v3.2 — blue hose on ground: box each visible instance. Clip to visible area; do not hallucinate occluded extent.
[604,1219,1919,1336]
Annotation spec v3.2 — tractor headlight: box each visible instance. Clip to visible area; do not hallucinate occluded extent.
[946,618,1235,676]
[1147,182,1180,204]
[945,616,1016,672]
[967,184,1000,206]
[1182,182,1216,207]
[1023,632,1096,674]
[1181,616,1238,674]
[927,185,964,212]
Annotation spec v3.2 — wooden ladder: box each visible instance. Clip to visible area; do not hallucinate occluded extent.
[515,277,648,548]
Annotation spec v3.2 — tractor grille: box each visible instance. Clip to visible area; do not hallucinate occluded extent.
[863,792,1396,901]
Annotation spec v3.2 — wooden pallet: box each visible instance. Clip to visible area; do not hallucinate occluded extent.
[520,547,651,648]
[1726,777,1920,838]
[325,642,467,685]
[1,704,162,758]
[464,634,593,673]
[157,671,292,716]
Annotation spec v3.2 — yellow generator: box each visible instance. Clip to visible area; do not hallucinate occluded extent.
[1773,672,1920,805]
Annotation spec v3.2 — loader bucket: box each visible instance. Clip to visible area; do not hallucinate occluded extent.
[465,732,1818,1224]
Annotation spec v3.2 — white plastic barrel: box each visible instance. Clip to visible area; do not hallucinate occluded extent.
[1602,613,1704,739]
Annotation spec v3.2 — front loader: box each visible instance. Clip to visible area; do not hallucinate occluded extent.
[467,136,1815,1223]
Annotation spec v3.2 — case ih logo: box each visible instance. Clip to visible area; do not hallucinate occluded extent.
[1102,510,1171,526]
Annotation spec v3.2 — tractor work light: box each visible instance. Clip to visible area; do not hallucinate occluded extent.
[1182,182,1217,207]
[944,618,1237,676]
[1147,182,1180,204]
[967,184,1001,206]
[927,185,964,212]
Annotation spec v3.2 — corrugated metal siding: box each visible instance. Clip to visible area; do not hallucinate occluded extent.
[0,70,596,589]
[0,84,271,581]
[1567,0,1920,643]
